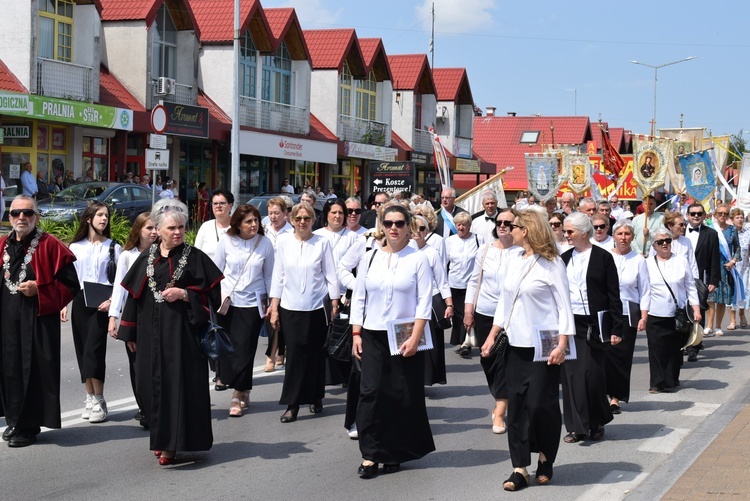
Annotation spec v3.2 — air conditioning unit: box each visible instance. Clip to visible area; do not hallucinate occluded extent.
[156,77,176,96]
[436,105,447,121]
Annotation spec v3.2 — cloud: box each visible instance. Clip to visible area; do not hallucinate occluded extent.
[416,0,496,34]
[262,0,343,28]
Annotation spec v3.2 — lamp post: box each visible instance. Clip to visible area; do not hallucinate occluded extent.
[565,88,577,116]
[629,56,697,136]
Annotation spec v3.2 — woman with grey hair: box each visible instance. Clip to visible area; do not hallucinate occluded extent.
[606,219,650,414]
[561,211,622,443]
[118,198,223,465]
[646,228,701,393]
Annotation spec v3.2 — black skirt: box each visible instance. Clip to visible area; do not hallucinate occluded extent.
[357,329,435,464]
[449,288,467,345]
[606,313,637,402]
[474,312,507,399]
[71,293,109,382]
[218,305,263,391]
[646,315,687,390]
[424,294,447,386]
[278,307,327,406]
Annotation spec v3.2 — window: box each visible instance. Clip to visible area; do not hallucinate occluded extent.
[240,32,257,98]
[82,136,108,181]
[262,42,292,104]
[520,131,540,144]
[152,4,177,79]
[355,71,377,121]
[414,93,422,129]
[39,0,74,62]
[340,63,352,116]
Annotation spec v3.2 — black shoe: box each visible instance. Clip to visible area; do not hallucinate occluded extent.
[214,383,229,391]
[280,405,299,423]
[8,433,37,448]
[133,410,144,421]
[610,404,622,415]
[687,352,698,362]
[589,426,605,441]
[457,345,471,358]
[139,418,149,429]
[2,426,17,442]
[358,461,379,478]
[309,400,323,414]
[382,463,400,474]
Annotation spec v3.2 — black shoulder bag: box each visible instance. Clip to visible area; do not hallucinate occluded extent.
[106,240,117,284]
[200,297,234,361]
[654,256,693,334]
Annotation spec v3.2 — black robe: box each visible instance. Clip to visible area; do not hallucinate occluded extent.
[0,230,79,430]
[119,243,222,452]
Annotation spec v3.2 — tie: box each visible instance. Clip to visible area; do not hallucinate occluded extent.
[689,227,700,233]
[485,216,495,222]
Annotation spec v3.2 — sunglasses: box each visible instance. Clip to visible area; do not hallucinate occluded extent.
[715,211,729,216]
[382,220,407,229]
[373,202,383,207]
[655,238,673,246]
[496,220,514,228]
[549,222,562,228]
[510,223,524,230]
[293,216,312,222]
[418,226,427,232]
[346,208,363,215]
[9,209,35,218]
[563,229,575,235]
[688,212,704,217]
[593,224,607,230]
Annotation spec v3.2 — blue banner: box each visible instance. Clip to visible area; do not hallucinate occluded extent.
[680,150,715,203]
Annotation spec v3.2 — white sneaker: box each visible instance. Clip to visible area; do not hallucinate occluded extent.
[81,395,94,420]
[347,424,358,439]
[89,398,108,423]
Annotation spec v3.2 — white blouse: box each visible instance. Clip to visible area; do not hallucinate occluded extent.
[194,220,229,263]
[445,233,484,289]
[214,234,274,308]
[69,238,122,288]
[109,247,142,318]
[566,247,592,315]
[649,235,699,279]
[591,235,614,250]
[314,227,360,292]
[493,250,575,347]
[270,233,339,311]
[264,221,294,250]
[465,243,516,317]
[647,253,699,317]
[337,236,366,293]
[418,243,451,299]
[350,246,433,331]
[610,249,651,315]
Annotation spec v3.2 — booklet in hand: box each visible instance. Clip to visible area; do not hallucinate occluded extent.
[386,318,433,356]
[533,326,577,362]
[83,281,113,309]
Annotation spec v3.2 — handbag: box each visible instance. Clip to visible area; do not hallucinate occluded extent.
[200,298,234,361]
[324,310,353,362]
[218,236,261,315]
[106,240,117,284]
[694,279,709,310]
[489,329,508,357]
[432,294,452,329]
[654,256,693,334]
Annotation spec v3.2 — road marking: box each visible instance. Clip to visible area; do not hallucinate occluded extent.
[682,402,720,417]
[637,427,691,454]
[576,470,650,501]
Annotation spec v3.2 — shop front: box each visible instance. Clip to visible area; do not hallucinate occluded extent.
[338,141,398,198]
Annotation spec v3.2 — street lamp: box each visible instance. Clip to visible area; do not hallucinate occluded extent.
[629,56,697,136]
[565,88,577,116]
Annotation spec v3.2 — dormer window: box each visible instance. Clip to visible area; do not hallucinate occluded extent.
[355,71,377,121]
[520,131,540,144]
[152,4,177,79]
[240,32,257,98]
[39,0,74,62]
[262,42,292,104]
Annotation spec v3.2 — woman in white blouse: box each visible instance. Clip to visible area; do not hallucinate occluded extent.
[591,214,614,250]
[350,204,435,478]
[214,204,274,417]
[446,211,484,353]
[465,208,515,434]
[482,208,574,491]
[68,202,122,424]
[549,212,571,253]
[269,202,339,423]
[646,228,701,393]
[345,197,368,235]
[107,213,157,426]
[412,204,446,262]
[607,219,650,414]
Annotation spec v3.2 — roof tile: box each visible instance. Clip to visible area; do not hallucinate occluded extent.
[309,113,337,142]
[100,0,156,21]
[388,54,430,91]
[303,29,358,70]
[432,67,472,103]
[99,65,146,111]
[189,0,260,43]
[264,7,294,40]
[0,59,27,93]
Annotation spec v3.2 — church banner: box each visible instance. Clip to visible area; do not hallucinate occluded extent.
[562,152,591,195]
[633,136,672,195]
[525,153,563,202]
[659,128,704,194]
[736,153,750,211]
[680,150,716,205]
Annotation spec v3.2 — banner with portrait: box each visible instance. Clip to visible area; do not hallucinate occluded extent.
[633,136,672,195]
[525,153,563,202]
[680,150,716,205]
[701,135,733,197]
[736,153,750,211]
[562,152,591,195]
[659,128,704,194]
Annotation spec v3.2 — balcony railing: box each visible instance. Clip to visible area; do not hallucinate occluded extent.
[36,58,94,102]
[151,81,196,107]
[239,97,309,135]
[413,128,433,153]
[338,116,389,146]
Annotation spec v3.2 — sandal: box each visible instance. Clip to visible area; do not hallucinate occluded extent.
[276,355,285,367]
[229,398,243,417]
[536,459,553,484]
[727,323,736,331]
[264,358,275,373]
[564,432,584,443]
[741,315,748,328]
[240,391,250,410]
[503,471,530,491]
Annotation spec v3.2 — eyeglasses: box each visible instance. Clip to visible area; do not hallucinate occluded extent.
[9,209,35,218]
[688,211,704,217]
[346,208,362,215]
[293,216,312,222]
[675,222,687,227]
[549,222,562,228]
[382,220,407,229]
[418,226,427,232]
[654,238,673,246]
[593,224,607,230]
[510,223,524,231]
[563,229,575,235]
[212,201,228,207]
[715,211,729,216]
[496,220,514,228]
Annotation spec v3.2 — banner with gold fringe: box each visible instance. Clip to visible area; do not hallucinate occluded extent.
[633,136,672,195]
[680,150,716,205]
[525,152,563,202]
[562,152,591,195]
[659,127,704,194]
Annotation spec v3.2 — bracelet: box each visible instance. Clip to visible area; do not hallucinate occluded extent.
[352,331,361,337]
[446,305,454,309]
[182,289,188,300]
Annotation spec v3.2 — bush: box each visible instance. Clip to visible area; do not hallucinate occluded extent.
[39,211,131,245]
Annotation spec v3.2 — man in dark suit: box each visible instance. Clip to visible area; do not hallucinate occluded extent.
[360,191,388,229]
[684,203,721,362]
[434,187,468,238]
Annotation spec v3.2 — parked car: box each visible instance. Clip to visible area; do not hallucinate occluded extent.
[37,182,154,223]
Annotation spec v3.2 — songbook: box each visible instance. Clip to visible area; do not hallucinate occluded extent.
[597,310,613,343]
[255,291,268,318]
[386,318,433,356]
[533,326,577,362]
[82,281,113,309]
[626,301,641,329]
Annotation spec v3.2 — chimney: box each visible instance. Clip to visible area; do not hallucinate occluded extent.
[486,106,496,116]
[507,112,516,117]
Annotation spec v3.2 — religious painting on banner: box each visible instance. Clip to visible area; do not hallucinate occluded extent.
[525,153,563,202]
[562,152,591,195]
[735,154,750,211]
[680,150,716,205]
[659,127,704,194]
[633,136,671,195]
[701,136,733,196]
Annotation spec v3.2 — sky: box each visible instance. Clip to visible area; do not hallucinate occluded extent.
[261,0,749,138]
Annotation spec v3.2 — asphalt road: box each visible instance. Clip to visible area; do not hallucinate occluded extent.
[2,322,750,501]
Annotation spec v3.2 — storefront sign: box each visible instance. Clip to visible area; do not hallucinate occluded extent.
[369,161,415,194]
[455,158,480,173]
[410,151,434,167]
[0,92,30,113]
[2,125,30,139]
[162,102,209,138]
[145,148,170,171]
[345,142,398,162]
[2,94,133,131]
[239,129,337,164]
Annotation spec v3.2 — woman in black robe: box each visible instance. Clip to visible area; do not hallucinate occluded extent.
[119,199,222,466]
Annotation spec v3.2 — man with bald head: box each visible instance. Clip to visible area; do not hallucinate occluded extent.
[435,187,468,238]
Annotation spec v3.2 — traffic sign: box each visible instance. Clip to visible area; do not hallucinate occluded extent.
[145,148,170,171]
[151,104,168,134]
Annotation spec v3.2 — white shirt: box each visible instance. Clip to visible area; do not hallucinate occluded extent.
[337,236,367,292]
[649,235,699,279]
[647,253,699,317]
[445,233,484,289]
[159,189,174,199]
[591,235,614,250]
[194,220,229,263]
[281,184,294,194]
[314,227,359,292]
[350,246,433,330]
[264,221,294,250]
[610,249,651,315]
[418,243,451,298]
[109,247,142,318]
[69,238,122,288]
[470,212,497,244]
[493,250,575,347]
[465,244,516,316]
[686,223,700,250]
[270,233,339,311]
[214,234,274,308]
[566,247,592,315]
[610,205,624,219]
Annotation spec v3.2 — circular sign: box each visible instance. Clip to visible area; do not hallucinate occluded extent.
[151,104,168,134]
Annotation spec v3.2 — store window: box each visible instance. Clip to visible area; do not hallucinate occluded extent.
[262,42,292,104]
[332,159,361,197]
[240,32,257,98]
[37,125,67,185]
[291,160,317,192]
[355,70,377,121]
[152,4,177,79]
[340,63,352,117]
[179,141,215,219]
[39,0,74,62]
[82,136,108,181]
